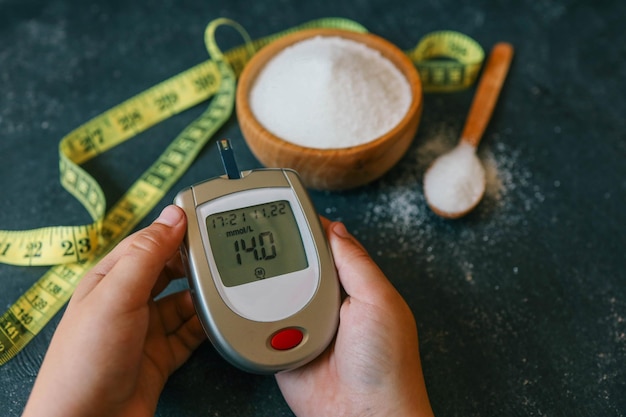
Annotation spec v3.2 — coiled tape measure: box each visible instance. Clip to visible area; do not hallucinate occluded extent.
[0,17,484,366]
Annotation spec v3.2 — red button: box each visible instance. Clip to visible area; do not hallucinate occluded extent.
[270,328,304,350]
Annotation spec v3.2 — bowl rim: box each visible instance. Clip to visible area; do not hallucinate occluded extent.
[236,28,423,156]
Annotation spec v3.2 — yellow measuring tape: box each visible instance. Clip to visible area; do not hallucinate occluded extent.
[0,17,484,365]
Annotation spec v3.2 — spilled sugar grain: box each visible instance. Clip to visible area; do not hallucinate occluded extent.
[324,123,543,280]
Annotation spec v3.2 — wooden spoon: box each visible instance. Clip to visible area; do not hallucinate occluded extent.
[424,42,514,218]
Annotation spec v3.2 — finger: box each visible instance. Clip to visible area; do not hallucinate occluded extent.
[153,292,206,371]
[150,250,187,298]
[154,290,197,335]
[74,206,188,301]
[327,222,400,306]
[165,249,186,278]
[319,215,331,230]
[166,315,207,372]
[320,216,367,253]
[71,234,137,301]
[83,236,186,300]
[89,205,187,310]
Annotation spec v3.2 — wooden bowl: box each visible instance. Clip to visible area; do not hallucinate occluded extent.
[236,28,423,190]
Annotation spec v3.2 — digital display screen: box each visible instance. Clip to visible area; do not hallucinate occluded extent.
[205,200,309,287]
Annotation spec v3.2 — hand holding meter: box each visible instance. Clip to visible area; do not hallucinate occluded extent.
[174,139,340,374]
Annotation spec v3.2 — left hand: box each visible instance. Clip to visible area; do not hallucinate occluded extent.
[23,205,206,417]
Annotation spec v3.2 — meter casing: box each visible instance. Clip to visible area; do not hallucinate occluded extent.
[174,168,339,374]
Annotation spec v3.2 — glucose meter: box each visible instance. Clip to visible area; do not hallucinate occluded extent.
[174,139,339,374]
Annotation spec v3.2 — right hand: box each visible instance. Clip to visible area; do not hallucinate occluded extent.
[276,221,434,417]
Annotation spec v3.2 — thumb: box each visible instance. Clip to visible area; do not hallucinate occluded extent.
[327,222,401,307]
[89,205,187,306]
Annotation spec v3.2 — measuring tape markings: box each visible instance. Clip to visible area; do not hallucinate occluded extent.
[0,16,367,365]
[408,30,484,92]
[0,18,484,364]
[0,16,240,362]
[0,55,236,364]
[0,18,367,268]
[0,60,222,268]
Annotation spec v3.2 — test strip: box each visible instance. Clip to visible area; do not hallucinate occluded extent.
[218,139,242,179]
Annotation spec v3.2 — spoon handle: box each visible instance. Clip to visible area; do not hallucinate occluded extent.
[461,42,514,148]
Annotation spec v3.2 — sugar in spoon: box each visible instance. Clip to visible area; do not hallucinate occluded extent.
[423,42,514,219]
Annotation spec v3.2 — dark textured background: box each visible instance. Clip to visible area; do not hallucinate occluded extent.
[1,0,625,416]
